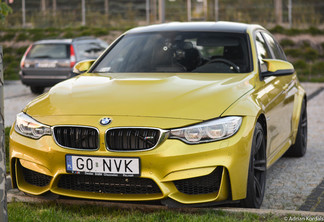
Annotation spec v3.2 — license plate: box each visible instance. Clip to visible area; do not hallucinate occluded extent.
[66,155,140,177]
[36,62,56,68]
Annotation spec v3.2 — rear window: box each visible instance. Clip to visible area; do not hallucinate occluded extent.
[75,41,107,60]
[27,44,69,59]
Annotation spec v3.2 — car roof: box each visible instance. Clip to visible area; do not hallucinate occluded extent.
[127,21,263,34]
[33,37,100,45]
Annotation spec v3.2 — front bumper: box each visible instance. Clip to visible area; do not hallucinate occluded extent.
[10,116,255,205]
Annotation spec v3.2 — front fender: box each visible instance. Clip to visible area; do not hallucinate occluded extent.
[221,90,262,118]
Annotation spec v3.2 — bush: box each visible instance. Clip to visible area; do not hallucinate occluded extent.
[93,28,110,37]
[7,61,19,69]
[308,26,324,35]
[77,26,88,32]
[321,42,324,50]
[303,47,319,61]
[16,32,29,41]
[293,60,308,70]
[300,40,311,48]
[16,46,28,56]
[286,28,302,36]
[3,47,13,54]
[29,29,46,41]
[44,27,58,32]
[280,38,295,47]
[312,61,324,75]
[46,31,60,38]
[270,25,285,34]
[285,48,302,58]
[31,32,45,41]
[62,31,74,38]
[80,30,93,37]
[1,32,15,41]
[3,54,15,64]
[4,67,19,80]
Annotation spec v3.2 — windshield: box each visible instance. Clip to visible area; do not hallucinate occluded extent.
[92,32,251,73]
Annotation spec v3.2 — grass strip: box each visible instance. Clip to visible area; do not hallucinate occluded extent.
[8,201,285,222]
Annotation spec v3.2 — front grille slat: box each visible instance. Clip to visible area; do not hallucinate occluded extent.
[127,130,132,150]
[54,126,99,150]
[70,128,75,148]
[143,130,148,149]
[56,128,62,144]
[118,130,123,150]
[63,128,69,147]
[58,174,162,194]
[83,129,87,149]
[106,128,161,151]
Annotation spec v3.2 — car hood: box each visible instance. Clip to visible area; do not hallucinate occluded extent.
[25,72,254,121]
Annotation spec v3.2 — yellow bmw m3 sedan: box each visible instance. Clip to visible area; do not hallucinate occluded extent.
[10,22,307,208]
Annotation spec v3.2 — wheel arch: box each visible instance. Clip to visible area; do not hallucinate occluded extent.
[291,88,307,144]
[257,113,268,153]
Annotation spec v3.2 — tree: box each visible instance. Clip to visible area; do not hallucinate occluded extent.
[274,0,282,25]
[0,0,12,21]
[41,0,46,15]
[0,1,11,221]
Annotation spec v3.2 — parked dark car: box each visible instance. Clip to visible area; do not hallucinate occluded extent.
[20,37,108,94]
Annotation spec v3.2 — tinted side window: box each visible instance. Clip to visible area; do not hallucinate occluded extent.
[276,44,287,61]
[256,32,270,59]
[255,32,270,72]
[27,44,69,59]
[262,32,286,61]
[75,41,108,60]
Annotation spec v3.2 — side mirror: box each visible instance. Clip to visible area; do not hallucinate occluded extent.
[261,59,295,77]
[72,60,95,75]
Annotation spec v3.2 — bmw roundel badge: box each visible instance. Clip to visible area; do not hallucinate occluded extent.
[100,117,112,126]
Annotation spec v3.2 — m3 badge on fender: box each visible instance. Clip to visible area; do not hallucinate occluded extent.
[100,117,112,126]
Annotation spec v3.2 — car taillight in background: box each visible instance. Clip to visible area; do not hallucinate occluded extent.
[70,45,76,68]
[20,45,32,69]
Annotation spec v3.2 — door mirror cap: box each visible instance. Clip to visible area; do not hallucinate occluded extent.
[262,59,295,77]
[72,60,95,75]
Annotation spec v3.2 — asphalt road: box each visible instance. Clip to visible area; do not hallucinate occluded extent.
[262,82,324,211]
[4,80,324,211]
[4,81,48,127]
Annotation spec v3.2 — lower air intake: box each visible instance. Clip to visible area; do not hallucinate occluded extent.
[20,161,52,187]
[58,174,162,194]
[173,167,223,195]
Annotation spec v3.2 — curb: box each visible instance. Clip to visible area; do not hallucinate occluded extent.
[222,207,324,217]
[7,188,324,217]
[4,80,20,85]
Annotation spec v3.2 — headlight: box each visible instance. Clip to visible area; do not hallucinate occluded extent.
[169,116,242,144]
[15,112,52,139]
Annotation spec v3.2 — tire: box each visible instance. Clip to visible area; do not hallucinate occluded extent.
[30,86,45,94]
[241,122,267,208]
[285,100,307,157]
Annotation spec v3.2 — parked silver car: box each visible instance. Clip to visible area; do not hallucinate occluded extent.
[20,37,108,94]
